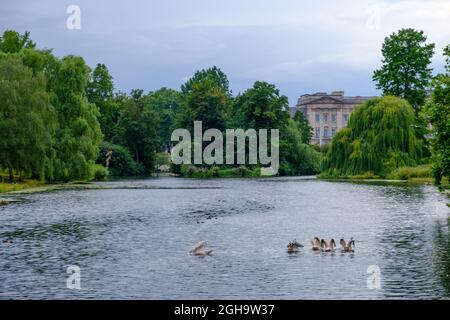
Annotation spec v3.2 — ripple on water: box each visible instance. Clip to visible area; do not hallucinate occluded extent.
[0,177,449,299]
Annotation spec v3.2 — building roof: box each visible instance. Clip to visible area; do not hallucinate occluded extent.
[296,91,375,106]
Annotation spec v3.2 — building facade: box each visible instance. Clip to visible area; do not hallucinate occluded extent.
[291,91,374,145]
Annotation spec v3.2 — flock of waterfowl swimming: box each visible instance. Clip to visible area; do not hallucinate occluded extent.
[190,237,355,256]
[287,237,355,253]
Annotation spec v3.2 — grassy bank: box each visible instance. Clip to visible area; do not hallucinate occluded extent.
[0,179,44,194]
[319,165,432,181]
[180,165,261,178]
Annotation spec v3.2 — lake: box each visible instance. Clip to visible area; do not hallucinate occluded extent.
[0,177,449,299]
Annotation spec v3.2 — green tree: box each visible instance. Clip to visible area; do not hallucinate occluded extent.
[0,30,35,53]
[424,44,450,185]
[0,56,56,182]
[96,141,144,176]
[86,63,119,140]
[144,87,183,151]
[279,118,321,175]
[233,81,289,130]
[181,66,231,96]
[113,89,160,172]
[373,28,435,111]
[50,55,103,181]
[322,96,421,177]
[293,110,313,144]
[177,77,229,133]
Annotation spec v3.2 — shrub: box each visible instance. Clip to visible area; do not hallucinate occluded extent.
[97,142,144,176]
[387,165,431,180]
[93,164,108,181]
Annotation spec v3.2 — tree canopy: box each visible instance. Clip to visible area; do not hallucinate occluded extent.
[425,44,450,185]
[181,66,231,97]
[86,63,119,141]
[0,30,35,53]
[0,55,56,181]
[373,28,435,111]
[322,96,421,177]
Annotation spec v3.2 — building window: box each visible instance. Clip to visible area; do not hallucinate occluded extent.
[324,127,329,138]
[343,114,349,123]
[323,114,328,123]
[315,114,320,123]
[315,127,320,138]
[331,114,336,122]
[332,127,336,137]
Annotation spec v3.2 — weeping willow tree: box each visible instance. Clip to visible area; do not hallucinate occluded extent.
[322,96,422,177]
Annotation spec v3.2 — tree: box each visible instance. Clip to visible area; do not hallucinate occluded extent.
[96,141,144,176]
[0,56,56,182]
[424,44,450,185]
[279,118,321,175]
[293,110,313,144]
[181,66,231,96]
[322,96,422,177]
[86,63,119,140]
[177,77,229,133]
[373,28,435,111]
[232,81,289,130]
[113,89,160,172]
[144,87,183,152]
[50,55,103,181]
[0,30,35,53]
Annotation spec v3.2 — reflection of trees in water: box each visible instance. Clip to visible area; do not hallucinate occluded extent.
[433,221,450,297]
[376,185,440,298]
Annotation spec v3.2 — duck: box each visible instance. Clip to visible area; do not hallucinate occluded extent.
[321,239,336,252]
[191,241,213,256]
[340,238,355,252]
[287,239,304,253]
[311,237,322,251]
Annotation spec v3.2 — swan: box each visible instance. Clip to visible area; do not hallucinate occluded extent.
[191,241,213,256]
[311,237,322,251]
[287,239,304,253]
[321,239,336,252]
[340,238,355,252]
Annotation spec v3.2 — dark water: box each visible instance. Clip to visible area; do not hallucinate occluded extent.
[0,177,449,299]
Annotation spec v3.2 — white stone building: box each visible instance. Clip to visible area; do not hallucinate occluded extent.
[291,91,375,145]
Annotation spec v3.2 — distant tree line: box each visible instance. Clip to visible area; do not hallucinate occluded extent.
[1,28,447,184]
[0,30,319,182]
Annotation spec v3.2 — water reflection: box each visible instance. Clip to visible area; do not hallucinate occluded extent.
[433,221,450,296]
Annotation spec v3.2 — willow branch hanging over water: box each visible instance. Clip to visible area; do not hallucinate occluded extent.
[322,96,423,178]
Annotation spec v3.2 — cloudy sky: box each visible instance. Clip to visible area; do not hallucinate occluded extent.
[1,0,449,105]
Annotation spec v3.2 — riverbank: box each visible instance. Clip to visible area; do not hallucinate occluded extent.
[0,181,101,205]
[0,179,44,194]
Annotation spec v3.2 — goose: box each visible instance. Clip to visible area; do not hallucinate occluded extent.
[321,239,336,252]
[191,241,213,256]
[340,238,355,252]
[287,239,304,253]
[311,237,322,251]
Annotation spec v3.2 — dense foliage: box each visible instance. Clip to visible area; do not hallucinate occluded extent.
[322,96,421,177]
[1,28,447,184]
[424,44,450,185]
[97,142,144,176]
[373,28,435,111]
[0,55,56,182]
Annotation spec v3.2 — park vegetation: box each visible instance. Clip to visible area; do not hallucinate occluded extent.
[0,29,319,185]
[0,28,448,188]
[322,28,449,186]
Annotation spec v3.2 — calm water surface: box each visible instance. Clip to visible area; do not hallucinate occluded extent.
[0,177,449,299]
